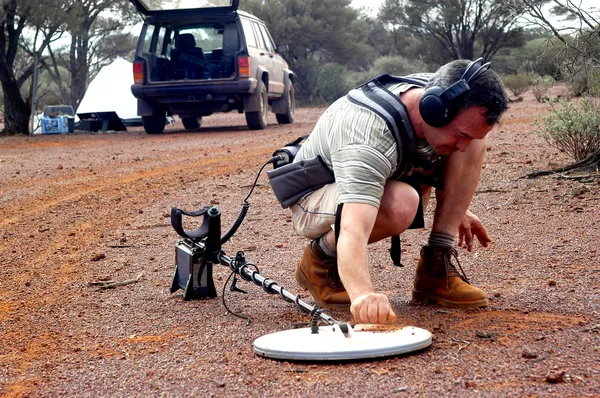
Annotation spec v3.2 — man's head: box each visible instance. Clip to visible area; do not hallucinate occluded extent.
[420,59,508,154]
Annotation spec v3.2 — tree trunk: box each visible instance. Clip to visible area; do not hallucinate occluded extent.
[1,80,30,134]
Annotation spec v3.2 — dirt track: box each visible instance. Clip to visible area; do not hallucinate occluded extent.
[1,96,599,397]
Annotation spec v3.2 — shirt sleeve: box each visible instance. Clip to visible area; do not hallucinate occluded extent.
[331,144,393,208]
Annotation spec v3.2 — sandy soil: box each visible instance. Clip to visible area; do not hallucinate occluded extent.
[1,90,599,397]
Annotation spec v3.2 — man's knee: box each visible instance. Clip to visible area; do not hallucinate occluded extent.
[379,181,420,232]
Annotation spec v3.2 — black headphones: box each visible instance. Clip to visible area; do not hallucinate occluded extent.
[419,58,491,128]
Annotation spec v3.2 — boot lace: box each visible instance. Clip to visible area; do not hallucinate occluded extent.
[323,258,342,289]
[442,247,470,290]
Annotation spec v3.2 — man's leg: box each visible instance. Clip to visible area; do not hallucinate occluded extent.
[293,181,421,309]
[413,137,489,307]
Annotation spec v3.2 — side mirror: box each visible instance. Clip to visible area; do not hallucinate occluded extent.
[276,44,289,53]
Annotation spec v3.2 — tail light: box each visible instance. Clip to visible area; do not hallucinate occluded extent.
[133,61,145,84]
[238,56,250,78]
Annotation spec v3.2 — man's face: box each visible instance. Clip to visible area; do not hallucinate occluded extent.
[423,106,493,155]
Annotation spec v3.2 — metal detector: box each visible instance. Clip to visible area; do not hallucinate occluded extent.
[169,204,432,361]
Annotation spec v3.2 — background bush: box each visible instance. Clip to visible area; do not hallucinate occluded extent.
[530,74,555,102]
[316,63,354,105]
[534,97,600,161]
[503,73,531,96]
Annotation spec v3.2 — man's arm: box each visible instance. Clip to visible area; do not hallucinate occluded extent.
[337,202,397,324]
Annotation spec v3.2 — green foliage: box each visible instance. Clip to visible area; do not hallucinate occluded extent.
[398,0,525,61]
[367,56,428,77]
[530,74,555,102]
[316,63,353,104]
[534,97,600,161]
[243,0,370,103]
[503,74,531,96]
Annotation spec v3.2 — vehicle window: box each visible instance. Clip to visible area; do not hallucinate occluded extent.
[241,19,257,48]
[258,24,273,53]
[251,21,267,50]
[157,27,168,55]
[142,25,156,53]
[176,25,225,53]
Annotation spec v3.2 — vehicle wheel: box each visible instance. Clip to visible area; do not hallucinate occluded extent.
[245,82,268,130]
[182,117,201,130]
[142,111,166,134]
[276,81,295,124]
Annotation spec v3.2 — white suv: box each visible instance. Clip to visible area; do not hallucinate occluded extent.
[129,0,295,133]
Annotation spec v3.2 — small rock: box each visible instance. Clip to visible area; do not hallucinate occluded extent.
[548,279,557,286]
[392,386,408,393]
[494,292,501,298]
[475,330,496,339]
[465,380,477,388]
[522,349,538,359]
[138,209,144,214]
[24,281,31,287]
[244,245,257,252]
[91,253,106,261]
[210,199,220,205]
[57,164,63,170]
[275,243,284,248]
[545,370,566,384]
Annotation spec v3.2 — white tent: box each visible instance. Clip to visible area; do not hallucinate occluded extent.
[76,58,140,123]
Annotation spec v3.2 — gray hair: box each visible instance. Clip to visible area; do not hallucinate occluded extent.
[427,59,509,125]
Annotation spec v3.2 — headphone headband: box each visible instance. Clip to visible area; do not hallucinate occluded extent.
[419,58,492,127]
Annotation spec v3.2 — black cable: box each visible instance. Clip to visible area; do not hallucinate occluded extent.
[221,259,260,325]
[243,156,279,203]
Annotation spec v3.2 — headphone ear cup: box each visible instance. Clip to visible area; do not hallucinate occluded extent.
[419,86,451,127]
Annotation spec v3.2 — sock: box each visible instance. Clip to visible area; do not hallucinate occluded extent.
[316,234,337,257]
[428,231,455,247]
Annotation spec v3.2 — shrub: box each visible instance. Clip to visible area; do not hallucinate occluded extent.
[316,63,354,105]
[368,55,429,78]
[503,74,531,97]
[530,74,555,102]
[534,96,600,161]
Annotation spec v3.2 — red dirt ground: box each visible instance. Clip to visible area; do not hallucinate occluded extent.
[1,89,599,397]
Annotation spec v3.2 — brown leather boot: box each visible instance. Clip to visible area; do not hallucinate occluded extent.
[412,244,488,308]
[295,241,350,310]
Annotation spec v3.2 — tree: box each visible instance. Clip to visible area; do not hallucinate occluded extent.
[243,0,371,102]
[0,0,66,134]
[520,0,600,175]
[40,0,138,110]
[391,0,526,62]
[518,0,600,71]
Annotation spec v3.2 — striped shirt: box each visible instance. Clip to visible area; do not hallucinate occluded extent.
[295,77,434,208]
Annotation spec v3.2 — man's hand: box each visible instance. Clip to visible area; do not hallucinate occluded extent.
[350,293,397,324]
[458,210,492,251]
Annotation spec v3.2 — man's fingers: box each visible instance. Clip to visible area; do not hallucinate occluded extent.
[473,224,492,247]
[351,293,396,324]
[387,307,397,323]
[464,228,474,251]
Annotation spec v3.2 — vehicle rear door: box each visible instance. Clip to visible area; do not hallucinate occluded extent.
[129,0,239,17]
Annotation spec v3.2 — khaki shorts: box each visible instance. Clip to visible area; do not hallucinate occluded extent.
[290,184,339,239]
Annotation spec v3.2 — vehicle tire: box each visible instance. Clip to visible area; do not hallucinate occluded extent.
[182,116,201,130]
[245,82,268,130]
[276,81,295,125]
[142,111,166,134]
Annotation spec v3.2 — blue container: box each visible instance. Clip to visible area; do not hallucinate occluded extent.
[41,116,69,134]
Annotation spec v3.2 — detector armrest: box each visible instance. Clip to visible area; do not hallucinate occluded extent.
[171,206,211,240]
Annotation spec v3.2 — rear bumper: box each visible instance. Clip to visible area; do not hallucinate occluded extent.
[131,79,257,100]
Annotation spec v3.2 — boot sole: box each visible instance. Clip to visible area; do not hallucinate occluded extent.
[412,290,489,308]
[295,266,351,311]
